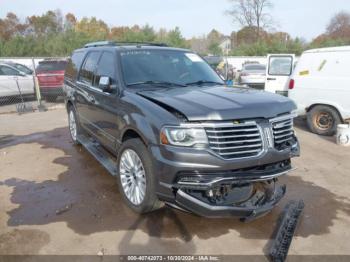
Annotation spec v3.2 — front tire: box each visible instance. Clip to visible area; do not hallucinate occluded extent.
[307,105,341,136]
[117,138,162,214]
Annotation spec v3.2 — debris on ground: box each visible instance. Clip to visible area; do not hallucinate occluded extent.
[269,200,305,261]
[55,204,73,215]
[97,248,105,257]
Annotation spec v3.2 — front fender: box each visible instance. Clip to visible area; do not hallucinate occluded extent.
[120,114,158,146]
[118,91,181,146]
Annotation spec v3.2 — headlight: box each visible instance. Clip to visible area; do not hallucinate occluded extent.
[160,127,208,147]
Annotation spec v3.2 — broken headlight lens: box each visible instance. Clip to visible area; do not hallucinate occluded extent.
[160,127,208,147]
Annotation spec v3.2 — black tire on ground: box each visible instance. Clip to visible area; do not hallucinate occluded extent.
[68,105,81,145]
[116,138,163,214]
[307,105,342,136]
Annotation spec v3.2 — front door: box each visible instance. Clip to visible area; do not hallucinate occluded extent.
[0,65,20,97]
[87,51,121,151]
[265,54,295,96]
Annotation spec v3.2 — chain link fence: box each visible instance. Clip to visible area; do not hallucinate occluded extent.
[0,57,67,114]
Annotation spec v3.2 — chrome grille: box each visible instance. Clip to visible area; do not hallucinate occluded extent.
[205,122,263,159]
[272,116,295,147]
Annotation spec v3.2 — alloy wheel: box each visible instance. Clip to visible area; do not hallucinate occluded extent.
[69,110,77,141]
[119,149,146,205]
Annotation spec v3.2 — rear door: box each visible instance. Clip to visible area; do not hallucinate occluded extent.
[75,51,102,133]
[265,54,295,96]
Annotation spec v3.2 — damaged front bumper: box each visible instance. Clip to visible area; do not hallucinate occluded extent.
[175,184,286,221]
[165,161,293,221]
[153,136,299,221]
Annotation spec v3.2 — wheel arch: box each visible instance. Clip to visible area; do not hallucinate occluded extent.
[307,103,344,122]
[66,99,75,112]
[121,128,149,147]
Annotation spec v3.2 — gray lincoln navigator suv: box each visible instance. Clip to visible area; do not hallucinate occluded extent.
[64,41,300,221]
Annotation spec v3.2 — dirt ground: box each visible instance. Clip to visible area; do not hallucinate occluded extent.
[0,108,350,256]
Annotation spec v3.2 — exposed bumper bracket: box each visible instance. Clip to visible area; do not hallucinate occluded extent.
[175,185,286,219]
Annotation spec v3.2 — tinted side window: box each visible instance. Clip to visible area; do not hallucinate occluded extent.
[79,51,101,85]
[94,52,117,87]
[0,66,19,76]
[66,51,85,79]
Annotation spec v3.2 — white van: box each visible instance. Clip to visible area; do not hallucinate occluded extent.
[265,54,295,96]
[288,46,350,136]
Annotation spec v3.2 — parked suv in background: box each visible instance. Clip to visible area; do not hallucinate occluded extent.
[64,41,300,221]
[36,59,67,100]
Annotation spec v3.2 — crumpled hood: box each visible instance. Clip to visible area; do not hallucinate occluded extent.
[137,86,296,121]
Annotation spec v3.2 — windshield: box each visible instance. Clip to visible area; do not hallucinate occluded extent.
[14,64,33,74]
[244,64,266,71]
[36,61,67,72]
[120,50,224,87]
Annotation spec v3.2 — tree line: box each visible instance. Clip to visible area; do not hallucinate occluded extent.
[0,10,188,57]
[0,4,350,57]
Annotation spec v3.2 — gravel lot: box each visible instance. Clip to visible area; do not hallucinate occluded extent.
[0,108,350,256]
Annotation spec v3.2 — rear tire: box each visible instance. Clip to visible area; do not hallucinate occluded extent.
[68,106,81,145]
[117,138,162,214]
[307,105,341,136]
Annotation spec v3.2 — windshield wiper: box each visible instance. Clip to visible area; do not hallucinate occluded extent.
[127,81,186,87]
[185,80,225,86]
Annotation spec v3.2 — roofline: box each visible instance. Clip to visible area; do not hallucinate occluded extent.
[83,41,169,48]
[304,45,350,53]
[72,45,191,54]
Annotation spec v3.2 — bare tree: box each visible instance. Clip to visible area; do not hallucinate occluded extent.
[226,0,274,41]
[326,11,350,38]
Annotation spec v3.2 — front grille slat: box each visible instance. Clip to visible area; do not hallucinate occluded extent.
[216,149,262,156]
[208,133,260,139]
[206,128,259,133]
[209,138,261,145]
[205,122,263,160]
[211,143,262,151]
[274,131,294,139]
[275,137,294,144]
[272,117,295,148]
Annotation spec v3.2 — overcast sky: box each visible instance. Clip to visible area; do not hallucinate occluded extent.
[1,0,349,41]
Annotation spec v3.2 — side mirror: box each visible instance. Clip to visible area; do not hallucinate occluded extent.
[99,76,112,93]
[17,71,26,77]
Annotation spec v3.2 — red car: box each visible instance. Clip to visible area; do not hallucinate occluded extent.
[36,59,67,100]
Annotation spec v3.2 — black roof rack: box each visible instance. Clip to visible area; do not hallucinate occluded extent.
[84,41,117,48]
[117,42,168,47]
[84,41,168,48]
